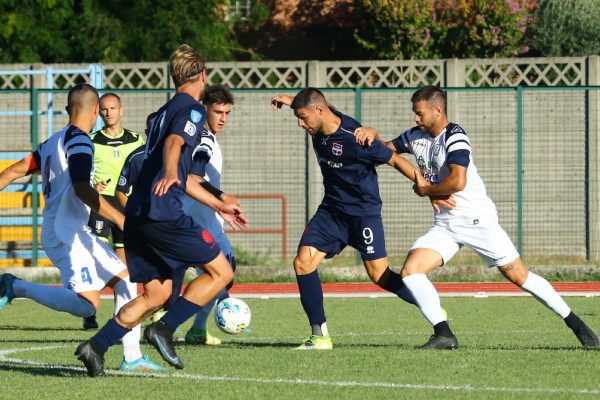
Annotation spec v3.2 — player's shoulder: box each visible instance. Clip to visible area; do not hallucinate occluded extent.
[444,123,468,138]
[400,126,425,141]
[64,125,91,145]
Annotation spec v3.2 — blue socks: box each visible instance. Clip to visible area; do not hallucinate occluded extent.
[378,267,417,305]
[296,270,326,325]
[161,296,203,332]
[91,318,131,353]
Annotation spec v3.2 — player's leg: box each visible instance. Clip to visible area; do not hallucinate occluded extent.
[83,210,113,329]
[293,207,345,349]
[141,216,227,367]
[185,238,235,346]
[498,257,599,348]
[350,214,416,305]
[0,243,99,317]
[185,266,227,346]
[77,278,172,376]
[401,226,460,349]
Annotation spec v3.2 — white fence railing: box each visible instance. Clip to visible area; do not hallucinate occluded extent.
[1,57,599,89]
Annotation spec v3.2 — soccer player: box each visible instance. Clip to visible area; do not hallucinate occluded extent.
[75,44,247,377]
[0,83,163,372]
[182,84,239,346]
[354,85,599,349]
[83,92,145,330]
[271,88,423,350]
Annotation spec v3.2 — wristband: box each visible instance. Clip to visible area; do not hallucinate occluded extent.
[200,181,224,200]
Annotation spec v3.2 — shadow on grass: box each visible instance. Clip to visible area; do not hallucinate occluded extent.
[0,362,84,378]
[0,325,83,332]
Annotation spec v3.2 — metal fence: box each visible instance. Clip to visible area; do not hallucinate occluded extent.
[0,86,598,266]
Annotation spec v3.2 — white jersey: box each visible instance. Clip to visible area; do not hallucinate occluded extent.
[37,125,94,247]
[393,123,498,223]
[182,128,227,241]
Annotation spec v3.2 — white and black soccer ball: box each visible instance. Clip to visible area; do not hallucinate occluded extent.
[214,297,251,334]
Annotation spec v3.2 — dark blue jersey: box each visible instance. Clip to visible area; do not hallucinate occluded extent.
[115,144,145,195]
[314,109,393,216]
[125,93,206,221]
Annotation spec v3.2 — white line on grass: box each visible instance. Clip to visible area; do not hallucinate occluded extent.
[0,345,598,396]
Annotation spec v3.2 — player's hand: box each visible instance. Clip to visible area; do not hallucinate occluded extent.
[221,193,240,207]
[153,175,180,196]
[271,94,293,110]
[354,127,378,146]
[94,179,110,193]
[413,171,430,197]
[429,194,456,213]
[218,204,249,230]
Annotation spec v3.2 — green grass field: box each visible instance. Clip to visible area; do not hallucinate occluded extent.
[1,296,599,399]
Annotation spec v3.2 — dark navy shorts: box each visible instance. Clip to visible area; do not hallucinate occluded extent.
[299,205,387,261]
[124,214,221,284]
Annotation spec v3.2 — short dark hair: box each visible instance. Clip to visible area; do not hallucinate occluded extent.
[66,83,99,114]
[411,85,446,111]
[291,87,326,110]
[100,92,121,104]
[202,84,234,106]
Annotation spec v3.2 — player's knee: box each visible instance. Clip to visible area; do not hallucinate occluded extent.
[293,256,312,275]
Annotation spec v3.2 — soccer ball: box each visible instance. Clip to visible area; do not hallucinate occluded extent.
[214,297,251,334]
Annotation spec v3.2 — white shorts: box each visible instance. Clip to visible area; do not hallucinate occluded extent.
[45,230,127,293]
[410,217,520,268]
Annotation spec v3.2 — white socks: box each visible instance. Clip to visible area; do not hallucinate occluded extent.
[12,280,95,317]
[112,278,142,362]
[402,274,446,326]
[521,272,571,318]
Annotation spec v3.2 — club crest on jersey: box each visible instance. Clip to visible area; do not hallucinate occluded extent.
[184,120,197,136]
[433,143,441,156]
[118,176,126,186]
[190,110,203,123]
[331,142,343,156]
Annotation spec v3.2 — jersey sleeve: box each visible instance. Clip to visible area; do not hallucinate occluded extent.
[66,130,94,183]
[445,125,471,167]
[28,150,41,174]
[170,104,207,147]
[356,138,393,165]
[391,129,412,154]
[189,131,215,176]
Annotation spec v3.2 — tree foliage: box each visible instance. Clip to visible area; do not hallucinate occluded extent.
[0,0,251,63]
[526,0,600,57]
[353,0,533,60]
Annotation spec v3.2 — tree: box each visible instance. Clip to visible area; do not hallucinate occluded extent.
[0,0,253,63]
[353,0,533,60]
[526,0,600,57]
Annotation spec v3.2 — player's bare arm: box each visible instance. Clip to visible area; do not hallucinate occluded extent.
[72,181,125,230]
[413,163,467,197]
[188,173,240,206]
[387,152,418,182]
[0,154,38,191]
[271,94,294,110]
[153,133,184,196]
[115,190,128,209]
[185,175,248,230]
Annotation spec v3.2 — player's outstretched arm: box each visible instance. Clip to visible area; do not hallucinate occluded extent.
[0,154,38,191]
[271,94,294,110]
[185,175,248,230]
[387,152,419,182]
[153,134,183,196]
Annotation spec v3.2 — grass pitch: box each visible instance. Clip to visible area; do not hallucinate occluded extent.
[0,296,599,399]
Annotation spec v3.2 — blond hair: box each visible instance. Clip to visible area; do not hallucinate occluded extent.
[169,44,206,87]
